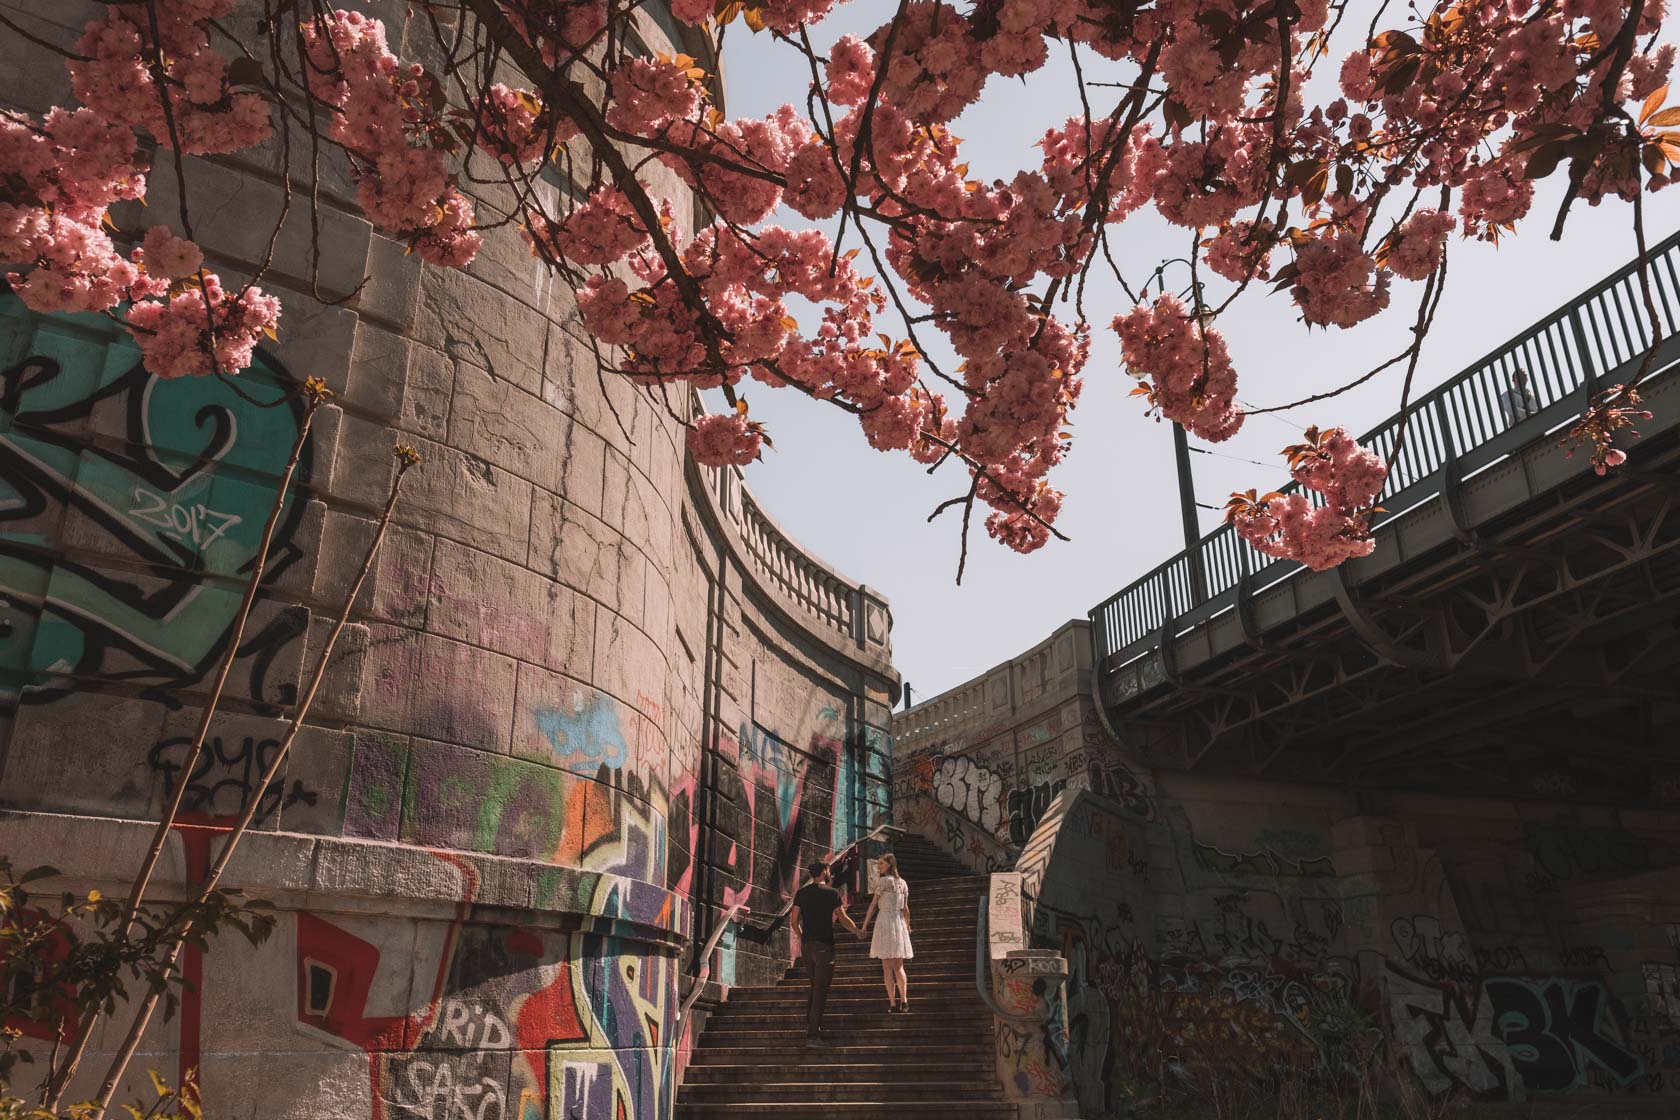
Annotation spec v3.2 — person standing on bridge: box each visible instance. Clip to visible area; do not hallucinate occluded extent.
[1498,367,1540,427]
[791,860,862,1046]
[860,853,914,1014]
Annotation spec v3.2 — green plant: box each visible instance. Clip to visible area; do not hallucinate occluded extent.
[1,862,269,1117]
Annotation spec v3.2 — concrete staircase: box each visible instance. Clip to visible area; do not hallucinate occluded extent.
[677,833,1008,1118]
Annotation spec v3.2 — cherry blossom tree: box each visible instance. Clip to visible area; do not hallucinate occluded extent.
[4,0,1677,578]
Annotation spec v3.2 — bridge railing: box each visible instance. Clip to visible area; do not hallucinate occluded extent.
[686,389,893,662]
[1090,228,1680,673]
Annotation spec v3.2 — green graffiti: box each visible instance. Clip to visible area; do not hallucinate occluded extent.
[0,295,310,702]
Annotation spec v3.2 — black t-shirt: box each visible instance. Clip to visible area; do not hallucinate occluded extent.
[793,883,843,943]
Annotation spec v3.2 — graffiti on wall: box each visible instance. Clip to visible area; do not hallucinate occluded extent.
[147,733,318,825]
[0,296,313,711]
[297,855,680,1120]
[932,754,1006,834]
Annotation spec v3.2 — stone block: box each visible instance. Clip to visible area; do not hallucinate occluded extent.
[459,195,551,304]
[0,4,79,113]
[338,731,410,841]
[217,828,318,894]
[593,607,667,724]
[1332,844,1397,876]
[355,622,425,735]
[603,449,670,570]
[199,1050,375,1120]
[123,156,373,303]
[310,837,477,911]
[396,343,455,443]
[410,632,518,753]
[400,738,577,863]
[313,509,433,629]
[1331,814,1392,851]
[0,809,184,895]
[266,293,360,398]
[300,617,371,722]
[511,661,638,778]
[527,494,643,623]
[554,414,609,519]
[415,267,544,396]
[450,361,572,492]
[344,320,409,422]
[275,724,358,837]
[0,693,164,819]
[427,538,593,676]
[642,565,673,651]
[319,413,400,509]
[354,232,424,332]
[151,707,336,832]
[387,435,533,566]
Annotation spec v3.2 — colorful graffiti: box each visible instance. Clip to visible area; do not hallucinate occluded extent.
[296,857,679,1120]
[0,295,312,710]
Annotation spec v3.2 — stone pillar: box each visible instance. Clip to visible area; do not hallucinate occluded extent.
[992,949,1081,1119]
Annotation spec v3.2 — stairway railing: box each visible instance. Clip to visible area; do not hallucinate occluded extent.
[1089,227,1680,675]
[677,899,751,1026]
[974,888,1054,1024]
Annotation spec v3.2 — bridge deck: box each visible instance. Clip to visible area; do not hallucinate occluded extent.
[1090,233,1680,797]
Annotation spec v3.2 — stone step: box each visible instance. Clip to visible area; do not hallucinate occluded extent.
[830,932,973,947]
[680,1081,1005,1103]
[688,1042,988,1063]
[682,1060,995,1082]
[695,1024,993,1046]
[734,974,977,990]
[726,988,982,1006]
[677,1103,1018,1119]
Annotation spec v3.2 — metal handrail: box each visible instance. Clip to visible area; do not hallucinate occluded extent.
[1089,226,1680,670]
[677,900,751,1025]
[974,893,1054,1024]
[677,821,905,1025]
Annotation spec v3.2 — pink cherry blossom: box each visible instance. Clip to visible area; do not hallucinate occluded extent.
[688,411,765,466]
[124,272,281,379]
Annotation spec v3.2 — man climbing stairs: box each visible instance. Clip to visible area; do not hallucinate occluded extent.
[677,833,1011,1117]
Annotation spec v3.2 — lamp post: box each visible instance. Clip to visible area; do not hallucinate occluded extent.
[1137,261,1215,606]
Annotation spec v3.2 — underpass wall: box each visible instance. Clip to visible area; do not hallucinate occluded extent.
[894,623,1680,1115]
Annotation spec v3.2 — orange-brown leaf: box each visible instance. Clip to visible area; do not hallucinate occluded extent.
[1641,83,1670,126]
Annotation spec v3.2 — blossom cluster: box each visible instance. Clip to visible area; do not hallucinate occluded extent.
[70,0,270,155]
[1113,295,1243,443]
[301,10,482,267]
[1229,426,1384,574]
[5,0,281,380]
[1227,427,1389,572]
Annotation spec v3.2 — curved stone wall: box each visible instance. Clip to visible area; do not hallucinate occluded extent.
[0,4,896,1118]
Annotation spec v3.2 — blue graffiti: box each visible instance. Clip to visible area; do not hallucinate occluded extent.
[534,691,629,772]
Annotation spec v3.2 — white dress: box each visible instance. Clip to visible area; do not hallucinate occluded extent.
[869,876,914,959]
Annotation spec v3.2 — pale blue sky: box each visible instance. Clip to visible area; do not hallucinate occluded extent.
[714,8,1680,702]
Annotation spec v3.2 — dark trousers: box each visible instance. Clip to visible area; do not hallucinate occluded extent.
[804,940,835,1036]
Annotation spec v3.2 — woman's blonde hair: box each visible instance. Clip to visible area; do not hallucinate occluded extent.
[878,853,899,878]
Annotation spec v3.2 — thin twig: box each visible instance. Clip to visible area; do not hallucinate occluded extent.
[41,380,327,1109]
[90,443,419,1118]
